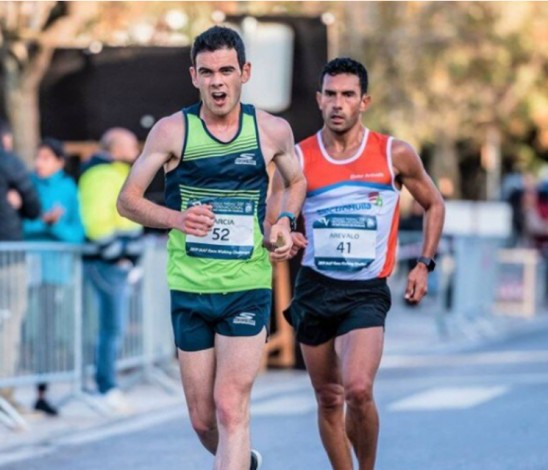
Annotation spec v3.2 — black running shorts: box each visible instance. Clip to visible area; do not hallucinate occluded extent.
[284,267,391,346]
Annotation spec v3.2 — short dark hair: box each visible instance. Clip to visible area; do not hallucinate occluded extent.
[320,57,369,95]
[39,138,65,160]
[191,26,246,69]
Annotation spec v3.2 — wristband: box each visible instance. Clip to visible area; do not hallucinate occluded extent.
[276,211,297,232]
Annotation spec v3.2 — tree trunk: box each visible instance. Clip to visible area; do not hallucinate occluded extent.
[1,2,97,165]
[432,132,461,199]
[5,83,40,167]
[481,124,502,201]
[3,44,54,166]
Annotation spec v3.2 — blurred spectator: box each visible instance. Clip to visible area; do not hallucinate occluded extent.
[521,178,548,301]
[521,180,548,252]
[0,123,41,414]
[501,171,528,246]
[23,138,85,416]
[24,139,84,243]
[79,128,143,414]
[0,120,14,153]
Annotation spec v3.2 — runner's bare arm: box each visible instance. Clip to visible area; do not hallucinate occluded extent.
[258,112,306,217]
[257,111,307,259]
[392,140,445,258]
[266,169,285,230]
[392,139,445,302]
[266,165,307,258]
[117,114,214,236]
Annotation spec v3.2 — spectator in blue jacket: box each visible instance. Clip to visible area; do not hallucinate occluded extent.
[24,138,84,243]
[23,138,85,415]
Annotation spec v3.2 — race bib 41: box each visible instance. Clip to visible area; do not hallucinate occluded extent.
[313,214,376,271]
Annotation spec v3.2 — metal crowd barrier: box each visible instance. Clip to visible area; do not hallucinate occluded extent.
[494,248,546,317]
[396,230,453,306]
[82,236,176,391]
[139,237,178,390]
[397,231,528,340]
[3,232,523,429]
[394,231,452,335]
[0,237,176,431]
[0,242,83,429]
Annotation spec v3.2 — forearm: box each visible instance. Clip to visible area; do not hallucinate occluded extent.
[117,192,179,230]
[265,175,306,240]
[421,200,445,258]
[280,174,306,218]
[265,171,285,230]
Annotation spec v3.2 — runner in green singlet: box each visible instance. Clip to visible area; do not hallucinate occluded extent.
[117,26,306,470]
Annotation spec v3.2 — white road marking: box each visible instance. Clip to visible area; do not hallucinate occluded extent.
[382,350,548,369]
[0,447,52,468]
[388,386,509,411]
[379,372,548,387]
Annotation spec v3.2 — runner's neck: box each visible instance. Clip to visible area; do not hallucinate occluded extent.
[320,125,366,161]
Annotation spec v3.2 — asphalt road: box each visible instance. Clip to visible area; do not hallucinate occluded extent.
[3,325,548,470]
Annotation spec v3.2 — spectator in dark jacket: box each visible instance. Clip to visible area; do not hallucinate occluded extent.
[0,140,41,415]
[0,148,41,240]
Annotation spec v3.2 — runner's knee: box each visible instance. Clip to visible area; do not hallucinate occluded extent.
[189,412,217,438]
[192,421,218,441]
[215,390,249,431]
[345,380,374,408]
[188,402,216,435]
[315,383,345,410]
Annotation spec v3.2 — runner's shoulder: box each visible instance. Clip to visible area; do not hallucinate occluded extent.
[144,112,185,156]
[150,112,185,141]
[255,109,292,141]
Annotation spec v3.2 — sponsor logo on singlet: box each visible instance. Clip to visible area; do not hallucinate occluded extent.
[317,202,372,216]
[234,153,257,166]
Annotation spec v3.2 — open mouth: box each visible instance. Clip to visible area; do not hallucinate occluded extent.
[211,92,227,105]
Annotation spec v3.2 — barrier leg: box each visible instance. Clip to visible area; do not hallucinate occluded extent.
[0,396,28,431]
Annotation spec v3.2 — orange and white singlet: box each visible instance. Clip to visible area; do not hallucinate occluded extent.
[297,128,400,281]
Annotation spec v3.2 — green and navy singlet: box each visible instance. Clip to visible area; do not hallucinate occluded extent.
[164,102,271,293]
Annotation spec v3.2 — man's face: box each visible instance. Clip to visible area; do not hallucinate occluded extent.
[317,73,370,134]
[190,48,250,118]
[112,133,140,163]
[35,146,63,178]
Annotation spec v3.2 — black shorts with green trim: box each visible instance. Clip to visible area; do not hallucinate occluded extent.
[171,289,272,352]
[284,267,391,346]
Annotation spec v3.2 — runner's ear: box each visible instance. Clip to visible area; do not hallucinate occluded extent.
[241,62,251,84]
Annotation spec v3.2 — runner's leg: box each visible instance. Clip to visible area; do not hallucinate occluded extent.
[213,329,267,470]
[178,347,218,453]
[301,340,353,470]
[335,327,384,470]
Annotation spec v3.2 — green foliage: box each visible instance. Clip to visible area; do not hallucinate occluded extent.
[339,2,547,170]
